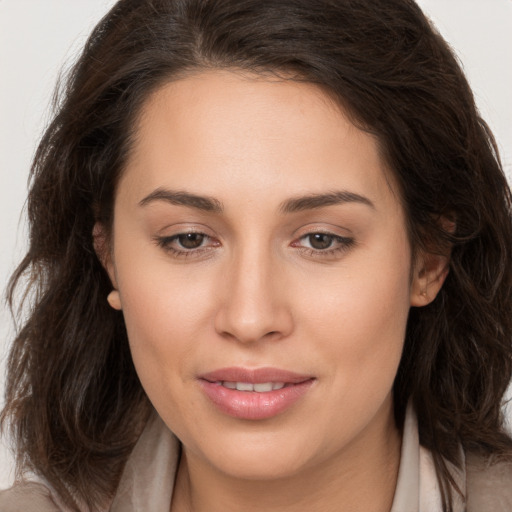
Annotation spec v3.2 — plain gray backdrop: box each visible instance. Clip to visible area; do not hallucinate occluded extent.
[1,0,511,488]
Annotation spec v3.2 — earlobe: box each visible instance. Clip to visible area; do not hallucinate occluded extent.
[107,290,122,310]
[410,251,450,307]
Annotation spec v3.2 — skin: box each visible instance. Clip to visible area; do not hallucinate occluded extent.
[98,70,448,512]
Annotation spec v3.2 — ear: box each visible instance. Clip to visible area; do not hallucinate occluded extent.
[93,222,115,284]
[410,249,450,307]
[93,222,122,310]
[410,216,454,307]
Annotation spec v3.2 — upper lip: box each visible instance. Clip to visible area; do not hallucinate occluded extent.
[199,367,314,384]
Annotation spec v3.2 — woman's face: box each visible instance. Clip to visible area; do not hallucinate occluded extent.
[105,70,435,480]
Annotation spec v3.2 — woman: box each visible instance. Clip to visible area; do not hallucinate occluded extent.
[1,0,511,511]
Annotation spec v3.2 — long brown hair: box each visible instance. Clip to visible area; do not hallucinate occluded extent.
[2,1,512,510]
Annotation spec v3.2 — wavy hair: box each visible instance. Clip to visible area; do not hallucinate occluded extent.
[2,0,512,510]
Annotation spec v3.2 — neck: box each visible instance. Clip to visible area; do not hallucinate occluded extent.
[171,403,402,512]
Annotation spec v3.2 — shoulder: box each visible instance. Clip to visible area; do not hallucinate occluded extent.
[0,482,61,512]
[466,452,512,512]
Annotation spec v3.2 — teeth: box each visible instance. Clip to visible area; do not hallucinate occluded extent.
[221,381,286,392]
[254,382,273,392]
[236,382,253,392]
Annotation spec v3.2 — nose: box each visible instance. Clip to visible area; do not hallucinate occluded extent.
[214,247,294,344]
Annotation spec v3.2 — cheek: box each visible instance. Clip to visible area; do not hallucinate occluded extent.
[299,235,411,398]
[121,274,215,346]
[117,271,219,431]
[112,240,220,397]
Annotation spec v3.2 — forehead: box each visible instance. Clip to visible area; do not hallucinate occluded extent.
[120,69,400,214]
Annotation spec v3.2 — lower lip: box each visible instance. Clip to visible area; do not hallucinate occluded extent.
[199,380,315,420]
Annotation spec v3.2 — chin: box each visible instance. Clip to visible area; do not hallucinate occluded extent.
[211,450,308,481]
[192,428,315,480]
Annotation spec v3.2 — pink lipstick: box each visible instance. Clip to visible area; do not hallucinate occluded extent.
[199,367,315,420]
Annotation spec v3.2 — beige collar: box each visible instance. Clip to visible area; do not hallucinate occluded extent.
[390,403,466,512]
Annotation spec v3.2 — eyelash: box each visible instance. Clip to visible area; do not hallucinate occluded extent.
[153,232,216,258]
[153,231,355,259]
[294,233,355,256]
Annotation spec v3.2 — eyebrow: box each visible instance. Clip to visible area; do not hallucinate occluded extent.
[139,188,374,214]
[279,191,375,213]
[139,188,223,213]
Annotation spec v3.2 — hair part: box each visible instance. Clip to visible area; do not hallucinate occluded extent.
[2,1,512,510]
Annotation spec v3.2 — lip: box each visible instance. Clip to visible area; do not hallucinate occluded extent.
[200,367,313,384]
[198,367,315,420]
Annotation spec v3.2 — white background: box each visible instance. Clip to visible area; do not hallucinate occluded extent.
[1,0,511,488]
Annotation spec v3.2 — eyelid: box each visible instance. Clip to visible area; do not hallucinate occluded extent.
[154,222,215,236]
[152,225,221,259]
[291,232,354,248]
[291,220,354,236]
[290,227,356,259]
[152,223,356,260]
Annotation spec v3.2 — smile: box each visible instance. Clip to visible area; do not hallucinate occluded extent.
[199,367,315,420]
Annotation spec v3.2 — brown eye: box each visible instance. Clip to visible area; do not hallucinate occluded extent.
[307,233,334,250]
[177,233,206,249]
